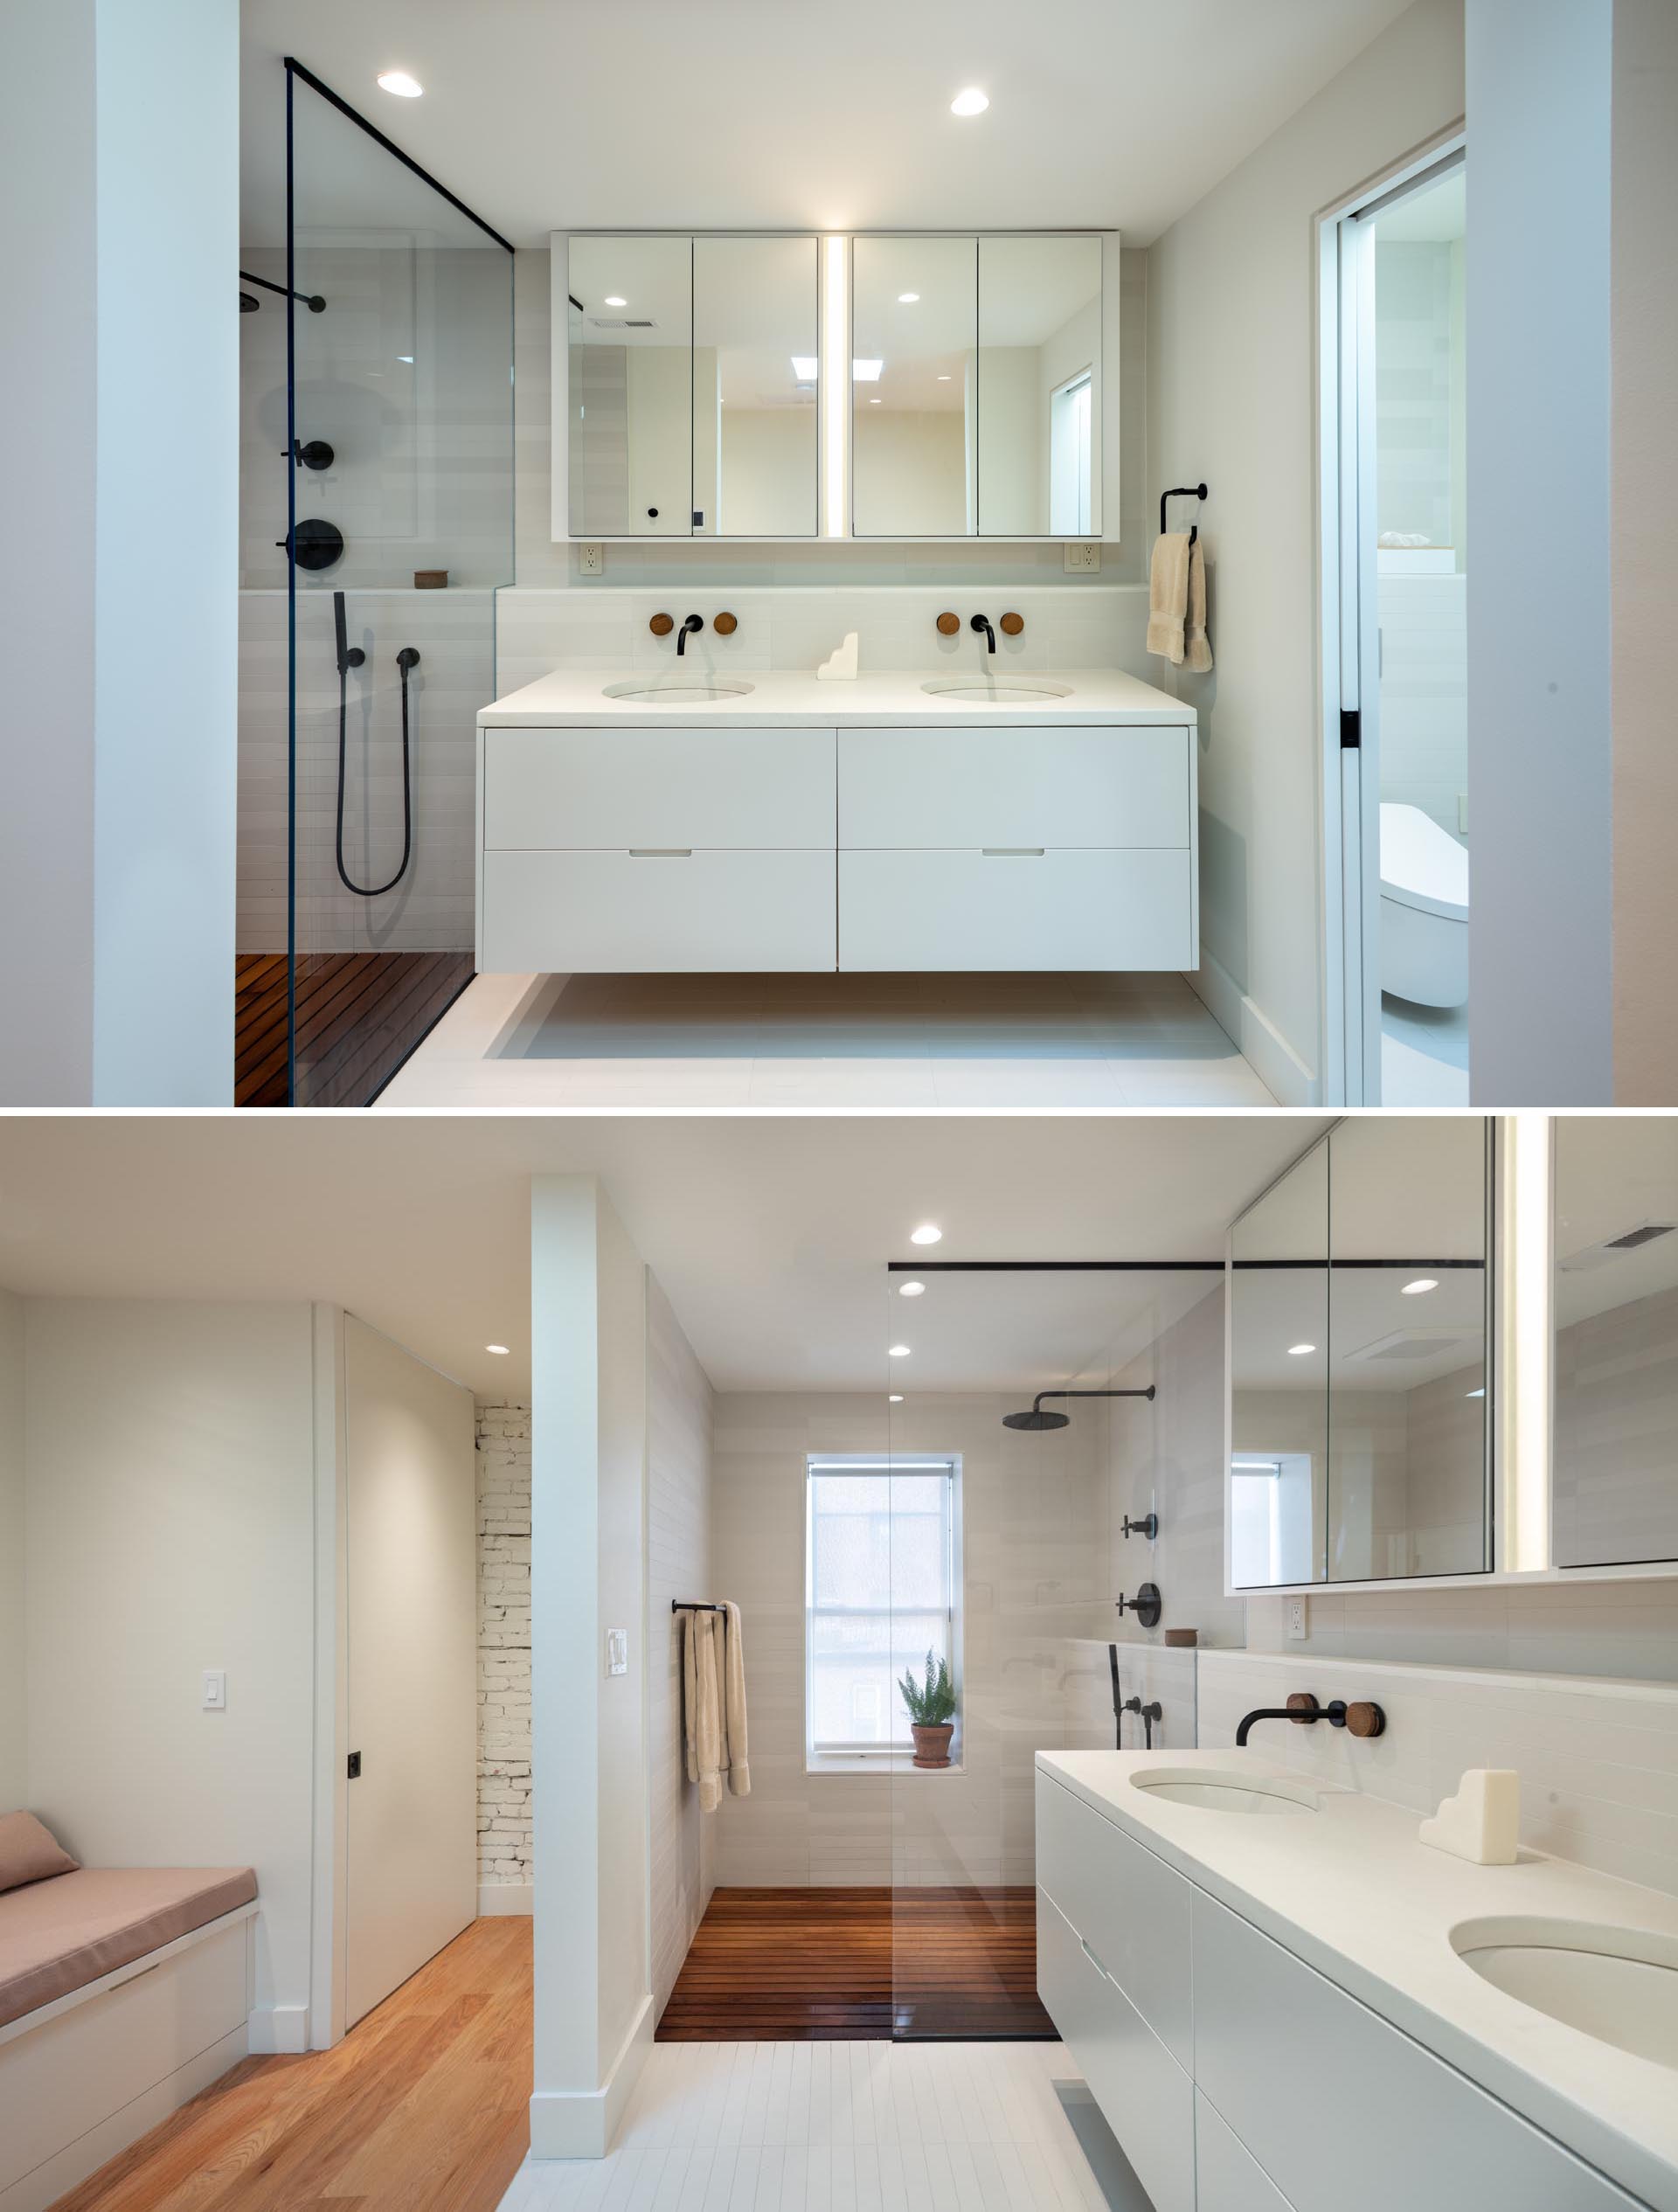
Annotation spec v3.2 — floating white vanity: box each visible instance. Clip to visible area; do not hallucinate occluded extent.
[474,669,1197,976]
[1036,1746,1678,2212]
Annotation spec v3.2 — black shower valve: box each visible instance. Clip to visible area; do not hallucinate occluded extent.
[1116,1583,1163,1629]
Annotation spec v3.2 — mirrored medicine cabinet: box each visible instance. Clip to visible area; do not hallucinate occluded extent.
[562,231,1108,542]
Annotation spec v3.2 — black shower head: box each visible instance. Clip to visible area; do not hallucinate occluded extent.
[1002,1385,1157,1432]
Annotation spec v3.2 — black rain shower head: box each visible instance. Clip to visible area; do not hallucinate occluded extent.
[1002,1386,1156,1432]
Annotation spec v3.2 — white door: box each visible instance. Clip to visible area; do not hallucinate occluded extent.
[343,1316,478,2027]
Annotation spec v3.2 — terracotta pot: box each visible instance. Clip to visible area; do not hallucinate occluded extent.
[911,1723,954,1769]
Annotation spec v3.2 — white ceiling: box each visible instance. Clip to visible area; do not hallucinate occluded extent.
[240,0,1415,250]
[0,1116,1323,1400]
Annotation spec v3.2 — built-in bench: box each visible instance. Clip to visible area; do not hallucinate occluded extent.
[0,1817,258,2212]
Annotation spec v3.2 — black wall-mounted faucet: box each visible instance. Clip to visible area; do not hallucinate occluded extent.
[970,614,996,655]
[675,614,704,657]
[1122,1695,1163,1750]
[1235,1692,1385,1747]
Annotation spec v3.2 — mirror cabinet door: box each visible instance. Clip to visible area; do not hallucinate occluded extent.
[1554,1119,1678,1567]
[1229,1139,1328,1589]
[568,236,693,537]
[693,235,819,538]
[977,236,1102,537]
[1325,1120,1490,1581]
[851,237,976,537]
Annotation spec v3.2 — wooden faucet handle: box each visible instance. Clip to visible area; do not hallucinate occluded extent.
[713,611,738,635]
[1345,1701,1385,1739]
[935,611,960,635]
[649,613,674,636]
[1000,611,1024,635]
[1285,1693,1321,1723]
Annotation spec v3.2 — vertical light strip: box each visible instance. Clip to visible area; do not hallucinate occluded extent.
[1502,1113,1553,1572]
[822,235,849,537]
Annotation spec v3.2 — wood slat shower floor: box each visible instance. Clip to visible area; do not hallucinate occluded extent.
[657,1887,1055,2042]
[234,952,474,1107]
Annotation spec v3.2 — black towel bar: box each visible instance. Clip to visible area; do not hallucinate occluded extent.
[1160,482,1209,544]
[672,1600,727,1613]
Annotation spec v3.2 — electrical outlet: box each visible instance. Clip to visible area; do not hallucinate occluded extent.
[606,1627,628,1677]
[1064,541,1101,573]
[578,541,605,578]
[1286,1598,1308,1643]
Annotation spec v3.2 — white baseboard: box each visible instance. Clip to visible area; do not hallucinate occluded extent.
[477,1883,534,1917]
[246,2002,309,2056]
[1186,952,1321,1106]
[529,1992,654,2160]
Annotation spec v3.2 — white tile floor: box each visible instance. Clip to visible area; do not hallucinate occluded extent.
[496,2040,1134,2212]
[380,971,1277,1109]
[1379,993,1469,1106]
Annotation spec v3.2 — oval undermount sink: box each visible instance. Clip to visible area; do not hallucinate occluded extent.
[1452,1918,1678,2071]
[602,677,757,703]
[1130,1768,1321,1816]
[920,677,1074,701]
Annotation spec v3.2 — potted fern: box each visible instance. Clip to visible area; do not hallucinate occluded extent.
[899,1648,957,1768]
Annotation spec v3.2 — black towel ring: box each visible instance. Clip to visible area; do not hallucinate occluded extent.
[1160,482,1209,546]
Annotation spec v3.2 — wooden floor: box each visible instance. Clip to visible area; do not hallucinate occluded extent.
[48,1917,530,2212]
[235,951,474,1107]
[657,1888,1054,2042]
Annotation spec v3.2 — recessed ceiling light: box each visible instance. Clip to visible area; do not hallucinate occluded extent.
[870,397,881,404]
[898,1280,926,1297]
[936,374,952,381]
[604,295,628,308]
[889,1393,905,1403]
[396,354,413,364]
[1287,1343,1317,1357]
[898,292,920,304]
[486,1343,510,1356]
[1401,1278,1439,1294]
[910,1224,942,1245]
[888,1343,912,1358]
[950,87,989,117]
[791,355,819,380]
[377,70,423,97]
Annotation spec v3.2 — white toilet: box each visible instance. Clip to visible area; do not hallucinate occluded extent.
[1379,801,1468,1008]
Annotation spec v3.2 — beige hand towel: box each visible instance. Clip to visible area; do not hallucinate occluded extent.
[1147,530,1192,663]
[723,1600,751,1797]
[694,1612,724,1813]
[1184,538,1213,673]
[680,1609,700,1784]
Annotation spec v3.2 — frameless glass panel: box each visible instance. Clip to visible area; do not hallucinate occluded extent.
[977,236,1101,536]
[1326,1118,1488,1579]
[1554,1119,1678,1568]
[1230,1141,1329,1588]
[851,237,975,537]
[568,236,692,537]
[258,67,511,1106]
[693,236,818,538]
[884,1264,1222,2036]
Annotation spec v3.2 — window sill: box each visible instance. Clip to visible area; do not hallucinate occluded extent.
[805,1753,966,1777]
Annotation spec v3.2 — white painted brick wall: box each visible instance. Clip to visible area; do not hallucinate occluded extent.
[476,1403,532,1890]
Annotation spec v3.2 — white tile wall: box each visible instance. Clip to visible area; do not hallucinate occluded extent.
[477,1403,532,1896]
[1379,571,1467,839]
[1198,1647,1678,1899]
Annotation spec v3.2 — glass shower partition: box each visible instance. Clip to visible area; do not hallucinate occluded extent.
[272,63,512,1105]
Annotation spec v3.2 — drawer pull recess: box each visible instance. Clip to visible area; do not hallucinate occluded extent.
[1079,1935,1111,1980]
[628,848,693,858]
[981,847,1046,857]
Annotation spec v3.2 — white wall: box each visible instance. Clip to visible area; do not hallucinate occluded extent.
[1146,0,1465,1103]
[718,411,818,537]
[1610,0,1678,1103]
[22,1300,318,2047]
[1466,0,1612,1106]
[529,1177,651,2159]
[0,0,238,1105]
[0,1291,24,1810]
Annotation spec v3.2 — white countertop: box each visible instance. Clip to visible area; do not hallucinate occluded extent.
[1038,1745,1678,2210]
[477,667,1196,728]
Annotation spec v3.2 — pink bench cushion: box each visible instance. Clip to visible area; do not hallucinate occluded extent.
[0,1865,257,2028]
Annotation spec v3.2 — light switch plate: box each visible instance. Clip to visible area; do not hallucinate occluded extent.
[606,1628,628,1677]
[1064,541,1101,573]
[202,1668,226,1709]
[578,541,605,577]
[1286,1598,1308,1642]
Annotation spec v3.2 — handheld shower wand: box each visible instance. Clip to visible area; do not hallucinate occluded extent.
[332,589,417,900]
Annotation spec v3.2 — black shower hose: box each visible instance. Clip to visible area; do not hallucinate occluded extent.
[336,642,419,898]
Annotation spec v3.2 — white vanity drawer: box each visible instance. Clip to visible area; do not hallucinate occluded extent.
[839,849,1193,971]
[1191,1893,1643,2212]
[838,725,1189,850]
[1196,2092,1294,2212]
[1035,1771,1191,2063]
[480,850,836,973]
[1037,1890,1195,2212]
[482,727,836,850]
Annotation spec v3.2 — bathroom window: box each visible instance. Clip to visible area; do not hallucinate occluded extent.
[1230,1452,1316,1587]
[805,1455,957,1765]
[1050,371,1093,535]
